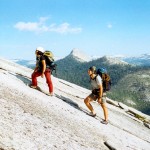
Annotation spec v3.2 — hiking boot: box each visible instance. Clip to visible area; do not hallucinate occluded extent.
[101,120,108,125]
[30,85,37,89]
[47,92,54,96]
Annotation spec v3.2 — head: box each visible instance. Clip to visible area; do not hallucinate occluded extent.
[88,66,97,78]
[35,47,44,56]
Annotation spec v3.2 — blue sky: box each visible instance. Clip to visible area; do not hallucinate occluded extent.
[0,0,150,60]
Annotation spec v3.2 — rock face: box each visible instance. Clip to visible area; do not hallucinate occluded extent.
[67,48,90,62]
[0,58,150,150]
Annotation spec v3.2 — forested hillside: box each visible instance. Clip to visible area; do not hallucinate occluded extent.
[55,56,150,115]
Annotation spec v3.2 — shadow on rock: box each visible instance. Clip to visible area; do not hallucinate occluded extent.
[15,73,31,85]
[55,94,89,113]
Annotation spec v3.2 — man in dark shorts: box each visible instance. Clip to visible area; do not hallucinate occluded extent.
[84,66,108,124]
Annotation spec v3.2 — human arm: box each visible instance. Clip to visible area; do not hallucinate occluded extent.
[41,60,46,78]
[97,84,103,104]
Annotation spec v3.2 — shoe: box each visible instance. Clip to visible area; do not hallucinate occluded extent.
[101,120,108,125]
[88,112,96,117]
[47,93,54,96]
[30,85,37,89]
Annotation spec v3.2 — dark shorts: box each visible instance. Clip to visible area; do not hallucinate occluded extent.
[89,89,106,103]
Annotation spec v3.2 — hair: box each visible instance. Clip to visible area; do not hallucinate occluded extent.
[89,66,96,74]
[37,51,43,55]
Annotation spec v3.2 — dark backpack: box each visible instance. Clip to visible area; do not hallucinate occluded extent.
[44,51,57,74]
[96,68,111,92]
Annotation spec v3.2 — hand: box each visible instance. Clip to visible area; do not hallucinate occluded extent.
[41,73,44,78]
[97,97,102,104]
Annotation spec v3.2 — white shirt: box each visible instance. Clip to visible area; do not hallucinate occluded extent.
[90,75,102,90]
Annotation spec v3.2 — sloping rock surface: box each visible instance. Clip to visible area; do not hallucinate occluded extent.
[0,58,150,150]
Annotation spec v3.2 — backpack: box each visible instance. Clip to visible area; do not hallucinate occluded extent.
[96,68,111,92]
[43,51,57,74]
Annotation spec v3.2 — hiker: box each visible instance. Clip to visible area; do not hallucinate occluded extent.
[84,66,108,124]
[31,47,54,96]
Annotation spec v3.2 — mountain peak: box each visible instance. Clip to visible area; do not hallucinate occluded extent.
[69,48,90,62]
[101,55,129,65]
[122,53,150,66]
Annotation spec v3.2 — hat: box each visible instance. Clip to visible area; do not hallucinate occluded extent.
[36,47,44,53]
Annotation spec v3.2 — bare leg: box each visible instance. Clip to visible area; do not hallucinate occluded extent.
[84,95,96,114]
[101,103,108,121]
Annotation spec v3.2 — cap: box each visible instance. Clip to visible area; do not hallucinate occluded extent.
[36,47,44,53]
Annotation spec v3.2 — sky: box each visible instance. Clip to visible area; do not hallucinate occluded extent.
[0,0,150,60]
